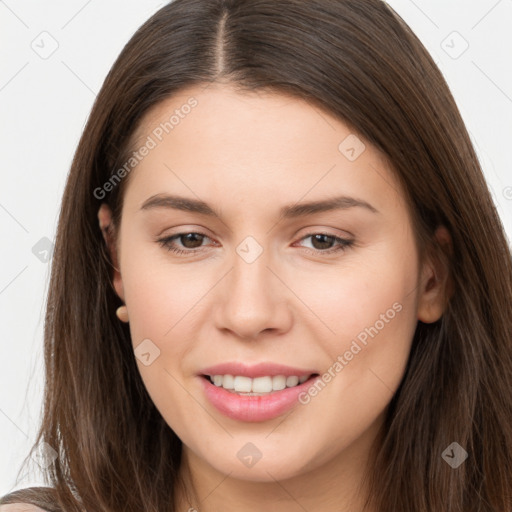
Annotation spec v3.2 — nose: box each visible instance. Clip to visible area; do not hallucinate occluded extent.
[214,245,293,341]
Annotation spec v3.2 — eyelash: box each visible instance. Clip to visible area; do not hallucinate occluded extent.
[156,231,354,257]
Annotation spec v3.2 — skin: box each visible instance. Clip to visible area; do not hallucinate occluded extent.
[0,506,46,511]
[98,83,450,512]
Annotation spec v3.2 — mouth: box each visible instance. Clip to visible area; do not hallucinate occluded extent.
[201,373,319,396]
[198,366,321,422]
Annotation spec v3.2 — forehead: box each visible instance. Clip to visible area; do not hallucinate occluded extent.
[130,83,369,163]
[132,83,334,140]
[122,83,404,217]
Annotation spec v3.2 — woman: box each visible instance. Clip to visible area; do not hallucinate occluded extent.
[1,0,511,511]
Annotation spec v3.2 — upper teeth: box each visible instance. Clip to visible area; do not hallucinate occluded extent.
[210,374,310,393]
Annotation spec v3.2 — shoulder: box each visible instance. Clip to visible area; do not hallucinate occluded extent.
[0,487,59,512]
[0,505,48,512]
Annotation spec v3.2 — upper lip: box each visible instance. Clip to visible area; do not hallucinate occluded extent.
[200,362,318,378]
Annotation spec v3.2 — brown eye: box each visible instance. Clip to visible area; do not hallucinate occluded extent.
[296,232,354,255]
[310,234,336,250]
[157,232,212,254]
[177,233,205,249]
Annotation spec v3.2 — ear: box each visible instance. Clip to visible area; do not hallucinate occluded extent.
[417,225,453,323]
[98,203,125,302]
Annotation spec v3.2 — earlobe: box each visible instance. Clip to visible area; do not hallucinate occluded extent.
[417,225,453,324]
[98,203,125,302]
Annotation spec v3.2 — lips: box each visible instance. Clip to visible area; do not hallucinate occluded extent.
[198,362,320,422]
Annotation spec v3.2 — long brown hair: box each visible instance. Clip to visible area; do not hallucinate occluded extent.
[2,0,511,510]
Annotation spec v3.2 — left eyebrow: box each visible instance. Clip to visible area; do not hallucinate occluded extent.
[279,195,379,218]
[139,193,379,219]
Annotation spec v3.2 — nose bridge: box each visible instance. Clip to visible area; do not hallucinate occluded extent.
[214,234,291,338]
[230,237,274,309]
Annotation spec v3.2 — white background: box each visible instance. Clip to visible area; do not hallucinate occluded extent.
[1,0,511,496]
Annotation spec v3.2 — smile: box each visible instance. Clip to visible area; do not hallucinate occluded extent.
[206,374,312,394]
[198,362,320,422]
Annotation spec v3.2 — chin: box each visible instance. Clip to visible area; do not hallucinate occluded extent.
[194,437,322,482]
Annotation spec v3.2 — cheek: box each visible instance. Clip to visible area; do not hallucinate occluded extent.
[298,237,420,393]
[296,237,418,340]
[286,251,419,468]
[120,236,204,337]
[119,250,204,424]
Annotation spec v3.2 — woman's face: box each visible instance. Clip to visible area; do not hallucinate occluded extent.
[100,83,443,484]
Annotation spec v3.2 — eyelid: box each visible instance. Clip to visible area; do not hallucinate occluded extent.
[156,228,354,257]
[294,224,354,240]
[156,224,215,238]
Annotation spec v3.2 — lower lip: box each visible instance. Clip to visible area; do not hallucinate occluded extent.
[200,375,319,422]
